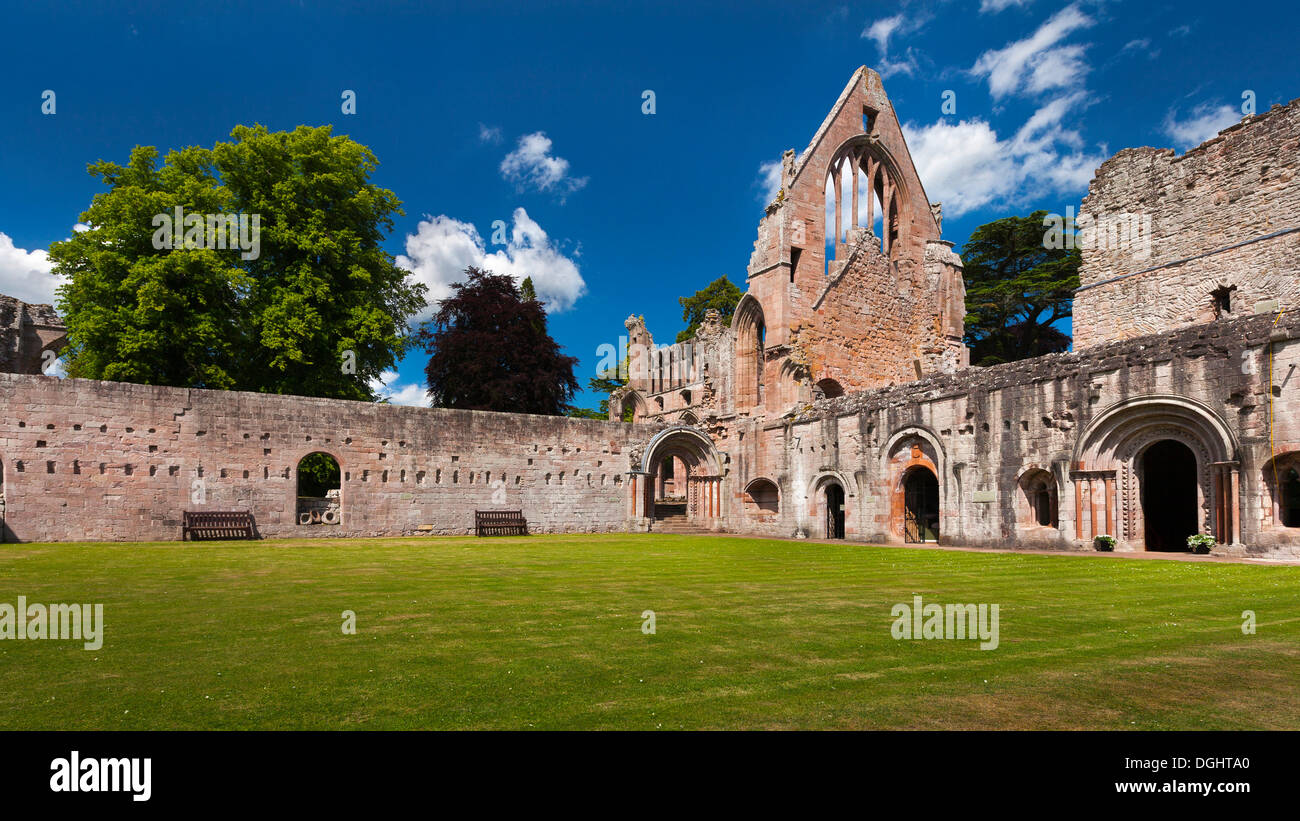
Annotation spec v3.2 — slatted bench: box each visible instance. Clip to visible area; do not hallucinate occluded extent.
[475,510,528,537]
[182,510,259,541]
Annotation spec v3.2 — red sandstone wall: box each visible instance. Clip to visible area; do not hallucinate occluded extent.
[0,374,658,542]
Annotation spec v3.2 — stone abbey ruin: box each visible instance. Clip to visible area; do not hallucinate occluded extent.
[2,67,1298,556]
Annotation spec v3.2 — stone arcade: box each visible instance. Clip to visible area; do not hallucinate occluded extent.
[2,67,1298,556]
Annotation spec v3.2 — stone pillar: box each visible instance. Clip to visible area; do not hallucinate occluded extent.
[1230,466,1240,545]
[629,471,653,519]
[1074,478,1084,540]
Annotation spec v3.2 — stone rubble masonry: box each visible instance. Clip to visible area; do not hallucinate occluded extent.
[735,309,1300,558]
[0,372,662,542]
[1075,97,1300,349]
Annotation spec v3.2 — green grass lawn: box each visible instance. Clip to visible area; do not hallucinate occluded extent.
[2,534,1298,730]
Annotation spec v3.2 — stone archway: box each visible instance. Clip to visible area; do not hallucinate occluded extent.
[882,425,945,544]
[633,427,723,530]
[1073,396,1238,548]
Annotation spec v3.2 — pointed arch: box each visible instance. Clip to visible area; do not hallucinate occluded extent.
[733,294,766,408]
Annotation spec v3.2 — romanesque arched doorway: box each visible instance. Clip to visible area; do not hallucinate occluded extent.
[825,482,845,539]
[1073,396,1237,549]
[903,467,939,543]
[634,427,723,530]
[1140,439,1199,551]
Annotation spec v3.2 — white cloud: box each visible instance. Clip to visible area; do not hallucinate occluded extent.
[370,369,430,407]
[0,232,64,305]
[756,158,784,203]
[980,0,1033,12]
[500,132,588,199]
[902,92,1105,216]
[1162,102,1241,150]
[478,123,503,144]
[396,207,586,319]
[861,12,928,78]
[971,4,1094,99]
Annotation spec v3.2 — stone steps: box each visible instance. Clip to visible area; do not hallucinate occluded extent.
[652,515,711,535]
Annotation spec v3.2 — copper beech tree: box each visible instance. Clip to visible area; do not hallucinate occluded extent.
[418,268,579,415]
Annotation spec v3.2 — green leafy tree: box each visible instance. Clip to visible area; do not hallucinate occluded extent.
[962,210,1080,366]
[48,125,426,399]
[419,267,579,415]
[566,365,632,421]
[676,276,742,342]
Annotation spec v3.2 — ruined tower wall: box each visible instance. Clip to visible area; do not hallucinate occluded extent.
[0,373,657,542]
[0,295,66,374]
[1074,99,1300,349]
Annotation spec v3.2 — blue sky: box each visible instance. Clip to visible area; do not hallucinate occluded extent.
[2,0,1296,408]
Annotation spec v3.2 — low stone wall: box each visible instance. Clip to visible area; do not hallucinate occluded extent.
[0,374,658,542]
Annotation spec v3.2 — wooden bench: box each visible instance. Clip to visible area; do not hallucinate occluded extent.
[182,510,259,541]
[475,510,528,537]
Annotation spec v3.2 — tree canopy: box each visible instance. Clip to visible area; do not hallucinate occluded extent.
[419,267,579,415]
[48,124,426,399]
[676,276,742,342]
[961,210,1080,366]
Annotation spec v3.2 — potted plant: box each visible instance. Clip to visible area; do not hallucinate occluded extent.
[1093,534,1116,552]
[1187,534,1215,554]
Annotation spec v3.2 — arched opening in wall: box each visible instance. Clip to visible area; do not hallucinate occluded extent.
[614,390,646,422]
[824,143,902,268]
[1018,469,1058,529]
[903,467,939,543]
[296,452,341,526]
[680,411,698,426]
[824,482,845,539]
[743,478,780,524]
[1263,454,1300,528]
[815,378,844,399]
[639,427,721,527]
[733,296,765,408]
[1283,468,1300,527]
[1074,396,1237,547]
[1140,440,1199,550]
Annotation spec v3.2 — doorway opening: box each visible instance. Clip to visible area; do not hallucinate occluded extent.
[1141,440,1199,551]
[825,482,845,539]
[903,468,939,543]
